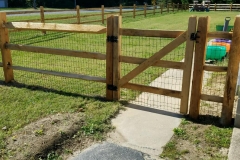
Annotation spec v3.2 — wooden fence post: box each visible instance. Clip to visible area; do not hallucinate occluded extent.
[101,5,104,24]
[144,4,147,17]
[173,3,175,12]
[106,15,114,100]
[160,3,163,14]
[40,6,46,34]
[112,15,121,100]
[180,16,197,114]
[230,3,233,11]
[0,12,14,83]
[76,5,80,24]
[167,3,169,13]
[133,4,136,18]
[120,4,122,16]
[177,3,179,11]
[221,16,240,126]
[189,16,209,119]
[214,3,217,11]
[153,4,156,15]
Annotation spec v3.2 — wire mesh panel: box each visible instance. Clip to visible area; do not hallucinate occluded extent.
[120,35,186,113]
[3,30,107,98]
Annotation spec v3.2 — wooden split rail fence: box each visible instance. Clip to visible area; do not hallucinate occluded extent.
[7,4,188,25]
[189,3,240,11]
[0,12,239,126]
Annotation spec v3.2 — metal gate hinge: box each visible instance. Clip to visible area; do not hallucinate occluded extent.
[107,85,118,91]
[107,36,118,42]
[190,31,200,41]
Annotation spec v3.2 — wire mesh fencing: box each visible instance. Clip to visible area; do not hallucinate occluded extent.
[120,35,186,113]
[2,30,107,98]
[200,39,237,117]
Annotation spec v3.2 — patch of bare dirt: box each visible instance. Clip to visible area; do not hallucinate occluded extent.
[6,112,96,160]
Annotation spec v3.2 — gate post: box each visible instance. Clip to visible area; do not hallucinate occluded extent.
[106,15,114,100]
[0,12,14,83]
[106,15,121,101]
[189,17,209,119]
[180,16,197,114]
[221,16,240,126]
[112,15,121,100]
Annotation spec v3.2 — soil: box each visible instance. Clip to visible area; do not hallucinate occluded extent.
[5,112,95,160]
[161,116,230,160]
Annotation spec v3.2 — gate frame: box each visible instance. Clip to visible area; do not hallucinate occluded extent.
[106,15,197,114]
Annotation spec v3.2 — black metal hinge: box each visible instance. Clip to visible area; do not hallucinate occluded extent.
[107,36,118,43]
[190,31,200,41]
[107,85,118,91]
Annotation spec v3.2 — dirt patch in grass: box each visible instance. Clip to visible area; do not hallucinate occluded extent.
[160,116,233,159]
[5,112,96,159]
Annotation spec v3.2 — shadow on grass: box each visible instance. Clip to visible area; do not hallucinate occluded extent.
[10,31,73,46]
[0,80,107,101]
[185,115,234,128]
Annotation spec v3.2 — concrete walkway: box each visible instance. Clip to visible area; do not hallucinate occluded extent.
[69,67,186,160]
[69,65,238,160]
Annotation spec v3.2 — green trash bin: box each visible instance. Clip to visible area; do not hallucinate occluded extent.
[216,25,233,31]
[206,45,227,60]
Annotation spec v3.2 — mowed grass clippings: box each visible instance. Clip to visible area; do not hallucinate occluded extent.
[0,10,239,158]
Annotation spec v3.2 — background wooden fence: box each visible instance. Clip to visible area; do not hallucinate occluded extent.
[189,3,240,11]
[6,4,188,24]
[0,12,239,126]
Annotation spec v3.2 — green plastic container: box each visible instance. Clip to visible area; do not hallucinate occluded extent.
[216,25,234,31]
[206,45,226,60]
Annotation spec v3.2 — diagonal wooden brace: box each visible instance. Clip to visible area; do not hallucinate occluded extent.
[119,31,187,87]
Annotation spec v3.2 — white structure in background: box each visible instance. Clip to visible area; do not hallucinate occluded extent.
[0,0,8,8]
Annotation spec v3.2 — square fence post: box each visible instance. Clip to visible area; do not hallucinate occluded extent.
[106,16,114,100]
[101,5,104,24]
[189,16,209,119]
[76,5,80,24]
[180,16,197,114]
[120,4,122,16]
[133,4,136,18]
[40,6,46,34]
[112,15,121,100]
[221,16,240,126]
[0,12,14,82]
[144,4,147,17]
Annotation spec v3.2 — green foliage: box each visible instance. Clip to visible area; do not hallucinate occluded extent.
[205,126,232,148]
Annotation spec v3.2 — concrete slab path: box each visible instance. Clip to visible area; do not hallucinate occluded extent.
[69,65,215,160]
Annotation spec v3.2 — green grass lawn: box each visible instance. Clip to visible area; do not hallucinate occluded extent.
[0,10,238,158]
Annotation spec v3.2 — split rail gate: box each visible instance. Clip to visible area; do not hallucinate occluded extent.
[1,12,240,126]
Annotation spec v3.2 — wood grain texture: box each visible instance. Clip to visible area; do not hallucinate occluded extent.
[180,16,197,114]
[221,16,240,126]
[119,31,187,87]
[189,17,210,119]
[4,22,106,34]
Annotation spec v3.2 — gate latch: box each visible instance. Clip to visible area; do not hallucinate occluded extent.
[190,32,199,41]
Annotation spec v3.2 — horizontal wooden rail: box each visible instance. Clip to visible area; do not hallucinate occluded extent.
[44,15,77,21]
[122,83,182,98]
[81,13,102,17]
[203,65,228,72]
[120,28,185,38]
[207,31,232,39]
[6,44,106,60]
[120,56,184,69]
[3,22,106,34]
[80,19,102,24]
[6,9,74,15]
[201,94,223,103]
[9,65,106,83]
